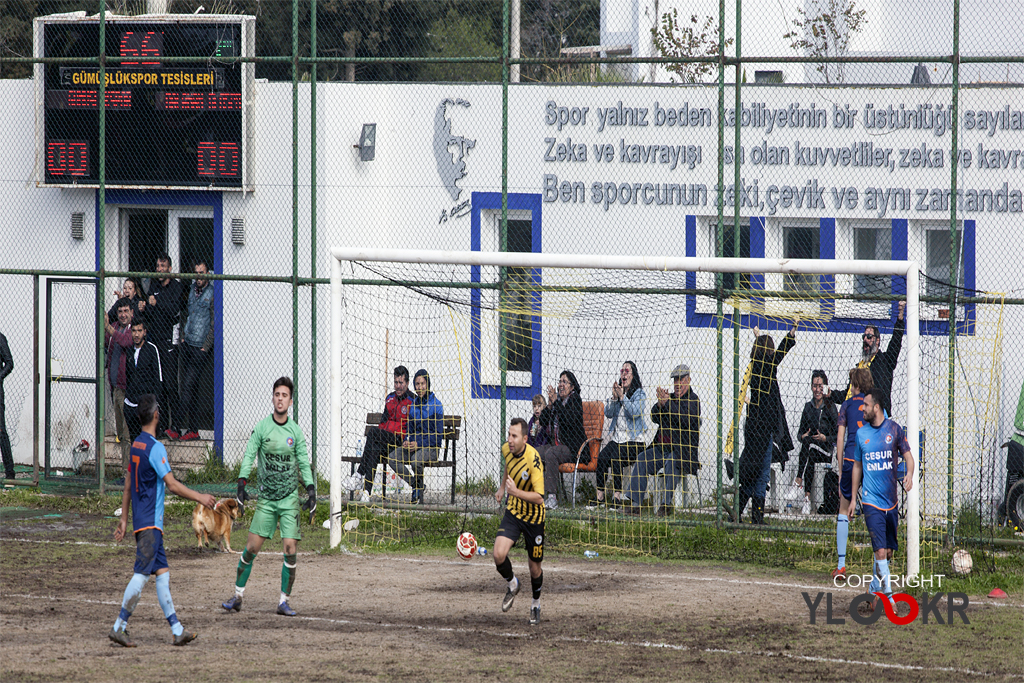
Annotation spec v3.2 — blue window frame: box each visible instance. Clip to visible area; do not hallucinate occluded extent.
[470,192,542,400]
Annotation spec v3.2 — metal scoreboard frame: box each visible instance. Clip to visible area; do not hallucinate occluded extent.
[34,13,255,191]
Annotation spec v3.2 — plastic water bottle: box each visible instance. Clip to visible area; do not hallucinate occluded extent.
[786,502,794,515]
[477,547,487,556]
[584,550,599,559]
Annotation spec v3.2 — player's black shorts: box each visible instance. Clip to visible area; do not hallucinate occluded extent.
[497,509,545,563]
[134,528,168,575]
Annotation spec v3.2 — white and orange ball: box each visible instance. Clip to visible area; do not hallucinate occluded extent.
[951,548,973,575]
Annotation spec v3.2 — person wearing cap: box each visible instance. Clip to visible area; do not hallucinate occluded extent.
[390,368,444,504]
[537,370,585,509]
[623,364,701,516]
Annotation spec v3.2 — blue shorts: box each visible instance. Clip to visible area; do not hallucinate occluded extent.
[863,505,899,553]
[840,460,854,500]
[134,528,169,575]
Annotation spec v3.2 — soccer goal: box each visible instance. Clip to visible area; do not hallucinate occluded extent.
[329,248,927,570]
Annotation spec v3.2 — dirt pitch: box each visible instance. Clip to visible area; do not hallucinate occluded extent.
[2,511,1021,683]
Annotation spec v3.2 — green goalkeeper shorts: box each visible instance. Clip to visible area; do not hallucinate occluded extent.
[249,491,302,541]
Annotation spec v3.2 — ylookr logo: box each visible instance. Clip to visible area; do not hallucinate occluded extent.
[803,591,970,626]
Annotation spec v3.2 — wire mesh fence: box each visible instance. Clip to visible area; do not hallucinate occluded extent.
[1,0,1023,577]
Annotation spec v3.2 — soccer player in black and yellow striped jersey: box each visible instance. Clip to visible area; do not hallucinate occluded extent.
[493,417,546,626]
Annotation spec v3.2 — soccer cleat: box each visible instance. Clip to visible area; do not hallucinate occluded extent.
[277,600,297,617]
[179,431,200,442]
[222,595,243,612]
[164,428,181,440]
[501,580,521,612]
[172,631,198,646]
[830,566,847,582]
[529,606,541,626]
[108,628,136,648]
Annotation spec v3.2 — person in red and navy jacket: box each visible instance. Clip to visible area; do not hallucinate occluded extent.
[342,366,413,500]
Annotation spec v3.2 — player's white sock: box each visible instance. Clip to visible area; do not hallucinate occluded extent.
[235,585,245,598]
[836,515,849,569]
[113,573,150,632]
[532,598,540,609]
[878,559,892,595]
[869,560,881,593]
[155,572,184,637]
[280,592,289,605]
[508,577,518,591]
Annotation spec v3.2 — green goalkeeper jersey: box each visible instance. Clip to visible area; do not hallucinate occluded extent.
[239,414,314,501]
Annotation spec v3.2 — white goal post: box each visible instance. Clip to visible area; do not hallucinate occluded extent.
[329,247,921,576]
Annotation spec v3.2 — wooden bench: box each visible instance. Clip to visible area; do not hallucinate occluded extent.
[341,413,461,504]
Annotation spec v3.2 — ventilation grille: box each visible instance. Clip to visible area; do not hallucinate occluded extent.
[71,212,85,240]
[231,217,245,245]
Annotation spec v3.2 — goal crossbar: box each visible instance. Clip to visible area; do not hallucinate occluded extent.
[329,247,921,577]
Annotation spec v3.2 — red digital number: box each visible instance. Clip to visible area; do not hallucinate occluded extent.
[197,142,240,178]
[46,140,89,177]
[121,31,163,66]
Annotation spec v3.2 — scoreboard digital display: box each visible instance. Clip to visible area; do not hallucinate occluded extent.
[37,15,254,189]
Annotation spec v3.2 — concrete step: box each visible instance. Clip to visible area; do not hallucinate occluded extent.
[77,435,212,477]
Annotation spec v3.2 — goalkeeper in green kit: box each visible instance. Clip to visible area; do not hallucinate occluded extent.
[221,377,316,616]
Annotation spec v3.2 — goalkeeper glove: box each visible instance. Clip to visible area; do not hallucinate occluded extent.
[302,484,317,524]
[236,478,249,514]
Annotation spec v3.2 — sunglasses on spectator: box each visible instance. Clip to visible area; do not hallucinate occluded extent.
[862,333,875,339]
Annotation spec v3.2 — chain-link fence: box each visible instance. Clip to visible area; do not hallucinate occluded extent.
[2,0,1022,576]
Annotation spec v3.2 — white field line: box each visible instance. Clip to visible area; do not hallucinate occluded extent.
[2,592,1016,680]
[3,536,1019,607]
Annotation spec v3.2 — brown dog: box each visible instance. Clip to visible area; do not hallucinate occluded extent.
[192,498,240,552]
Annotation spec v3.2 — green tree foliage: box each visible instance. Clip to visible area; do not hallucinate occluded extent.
[518,0,600,82]
[783,0,867,84]
[650,9,732,84]
[420,7,500,83]
[1,0,98,78]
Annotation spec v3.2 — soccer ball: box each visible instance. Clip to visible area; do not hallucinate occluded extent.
[456,532,478,560]
[951,549,973,575]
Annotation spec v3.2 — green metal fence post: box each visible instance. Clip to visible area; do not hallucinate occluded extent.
[96,0,107,494]
[310,0,318,477]
[946,0,962,544]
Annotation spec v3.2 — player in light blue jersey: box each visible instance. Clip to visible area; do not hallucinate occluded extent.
[109,394,216,647]
[851,388,914,613]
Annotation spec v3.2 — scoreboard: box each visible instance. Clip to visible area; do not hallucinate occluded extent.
[35,15,254,189]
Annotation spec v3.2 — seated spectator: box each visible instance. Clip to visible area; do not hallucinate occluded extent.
[537,371,585,510]
[391,369,443,504]
[527,393,550,449]
[624,364,700,516]
[107,277,146,324]
[343,366,413,500]
[795,370,838,514]
[595,361,647,506]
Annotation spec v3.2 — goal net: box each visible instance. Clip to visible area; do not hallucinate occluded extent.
[328,247,1003,578]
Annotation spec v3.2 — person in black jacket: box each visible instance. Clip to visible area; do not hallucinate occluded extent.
[146,253,184,439]
[123,320,163,444]
[794,370,838,514]
[829,301,905,417]
[537,370,585,508]
[1,333,14,480]
[737,324,796,524]
[623,364,700,516]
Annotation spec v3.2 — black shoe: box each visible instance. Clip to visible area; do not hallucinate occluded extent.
[222,595,242,612]
[411,488,424,504]
[657,506,674,517]
[501,580,521,612]
[529,606,541,625]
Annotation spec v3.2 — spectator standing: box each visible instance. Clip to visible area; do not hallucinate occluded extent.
[177,261,215,442]
[342,366,413,500]
[536,370,585,509]
[107,277,146,324]
[105,300,134,469]
[595,361,647,506]
[1,333,14,480]
[221,377,316,617]
[146,253,184,439]
[794,370,838,515]
[392,369,443,504]
[493,418,546,626]
[108,393,215,647]
[830,301,905,417]
[123,320,163,445]
[624,364,700,516]
[527,393,551,449]
[736,325,796,525]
